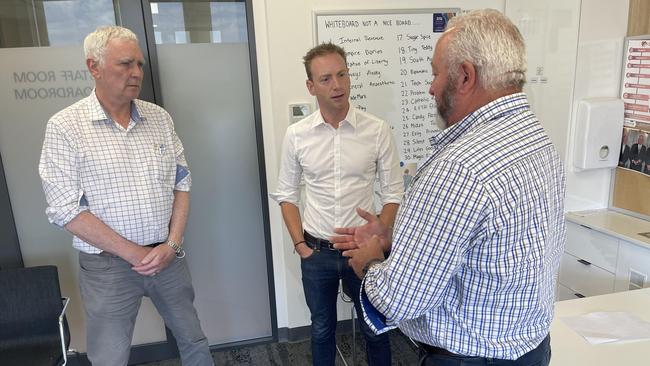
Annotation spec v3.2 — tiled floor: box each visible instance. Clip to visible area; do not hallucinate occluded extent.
[137,330,421,366]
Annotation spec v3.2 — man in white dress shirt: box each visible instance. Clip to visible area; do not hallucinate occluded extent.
[271,43,403,366]
[39,26,212,366]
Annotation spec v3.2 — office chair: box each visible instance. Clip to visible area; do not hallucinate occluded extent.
[0,265,71,366]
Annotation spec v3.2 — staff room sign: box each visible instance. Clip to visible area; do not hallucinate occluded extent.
[12,69,93,100]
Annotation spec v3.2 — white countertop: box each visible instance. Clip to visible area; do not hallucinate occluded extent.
[566,209,650,250]
[550,287,650,365]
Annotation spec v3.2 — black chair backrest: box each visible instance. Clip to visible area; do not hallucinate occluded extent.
[0,265,64,340]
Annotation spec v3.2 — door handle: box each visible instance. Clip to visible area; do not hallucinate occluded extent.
[574,293,585,298]
[577,259,591,266]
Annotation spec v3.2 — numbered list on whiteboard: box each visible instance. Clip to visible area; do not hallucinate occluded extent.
[316,12,455,164]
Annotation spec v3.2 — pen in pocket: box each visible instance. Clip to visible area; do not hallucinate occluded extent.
[156,143,165,156]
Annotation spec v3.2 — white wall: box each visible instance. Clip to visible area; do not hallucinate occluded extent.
[253,0,630,330]
[506,1,582,161]
[565,0,629,211]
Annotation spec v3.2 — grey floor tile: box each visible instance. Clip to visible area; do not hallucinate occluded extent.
[136,330,420,366]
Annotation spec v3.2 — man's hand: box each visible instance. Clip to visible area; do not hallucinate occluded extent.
[122,245,152,267]
[331,208,392,252]
[342,235,385,279]
[132,244,176,276]
[295,242,315,259]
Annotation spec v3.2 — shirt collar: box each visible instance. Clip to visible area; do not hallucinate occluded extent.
[88,89,146,125]
[430,92,530,148]
[88,89,108,123]
[311,106,356,129]
[131,103,145,122]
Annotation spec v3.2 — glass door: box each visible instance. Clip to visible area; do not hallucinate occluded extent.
[148,0,275,346]
[0,0,177,358]
[0,0,275,362]
[0,1,121,269]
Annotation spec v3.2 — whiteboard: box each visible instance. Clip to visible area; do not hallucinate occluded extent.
[315,9,459,164]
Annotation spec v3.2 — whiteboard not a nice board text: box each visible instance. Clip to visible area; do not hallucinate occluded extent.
[315,9,458,164]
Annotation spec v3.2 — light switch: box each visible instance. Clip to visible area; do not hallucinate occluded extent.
[289,103,312,124]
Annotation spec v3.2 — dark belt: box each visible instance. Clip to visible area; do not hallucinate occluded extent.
[417,342,457,357]
[304,231,337,251]
[418,334,551,360]
[99,242,164,256]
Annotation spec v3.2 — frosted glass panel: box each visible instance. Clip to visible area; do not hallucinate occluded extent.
[156,43,273,344]
[0,0,271,353]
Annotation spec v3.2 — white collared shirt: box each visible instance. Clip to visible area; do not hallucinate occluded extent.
[271,107,403,239]
[39,91,191,254]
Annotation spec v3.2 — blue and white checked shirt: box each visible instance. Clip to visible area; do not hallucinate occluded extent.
[362,93,566,359]
[39,91,191,254]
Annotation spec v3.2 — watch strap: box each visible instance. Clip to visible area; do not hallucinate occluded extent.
[362,258,384,275]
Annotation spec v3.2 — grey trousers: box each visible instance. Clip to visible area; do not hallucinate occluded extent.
[78,251,213,366]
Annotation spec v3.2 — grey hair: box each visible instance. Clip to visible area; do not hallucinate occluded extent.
[84,26,138,64]
[445,9,526,90]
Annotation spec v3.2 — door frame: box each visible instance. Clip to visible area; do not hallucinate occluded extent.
[0,152,22,270]
[121,0,276,362]
[121,0,278,362]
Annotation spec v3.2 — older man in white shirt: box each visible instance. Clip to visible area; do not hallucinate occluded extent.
[39,26,212,366]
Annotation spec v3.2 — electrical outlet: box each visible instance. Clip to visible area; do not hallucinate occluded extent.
[629,268,647,290]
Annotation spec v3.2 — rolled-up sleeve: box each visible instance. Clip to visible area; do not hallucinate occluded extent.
[172,128,191,192]
[269,127,301,205]
[376,120,403,205]
[38,121,88,228]
[360,272,398,335]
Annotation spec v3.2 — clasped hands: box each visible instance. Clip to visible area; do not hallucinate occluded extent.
[330,208,392,278]
[131,244,176,277]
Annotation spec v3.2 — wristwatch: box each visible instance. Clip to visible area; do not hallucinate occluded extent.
[362,258,384,275]
[166,239,185,258]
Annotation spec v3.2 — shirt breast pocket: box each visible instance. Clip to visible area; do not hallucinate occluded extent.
[147,143,176,187]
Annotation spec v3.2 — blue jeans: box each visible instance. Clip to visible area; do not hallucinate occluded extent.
[419,335,551,366]
[301,248,391,366]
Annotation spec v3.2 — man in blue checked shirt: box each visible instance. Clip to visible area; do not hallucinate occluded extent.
[332,9,566,366]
